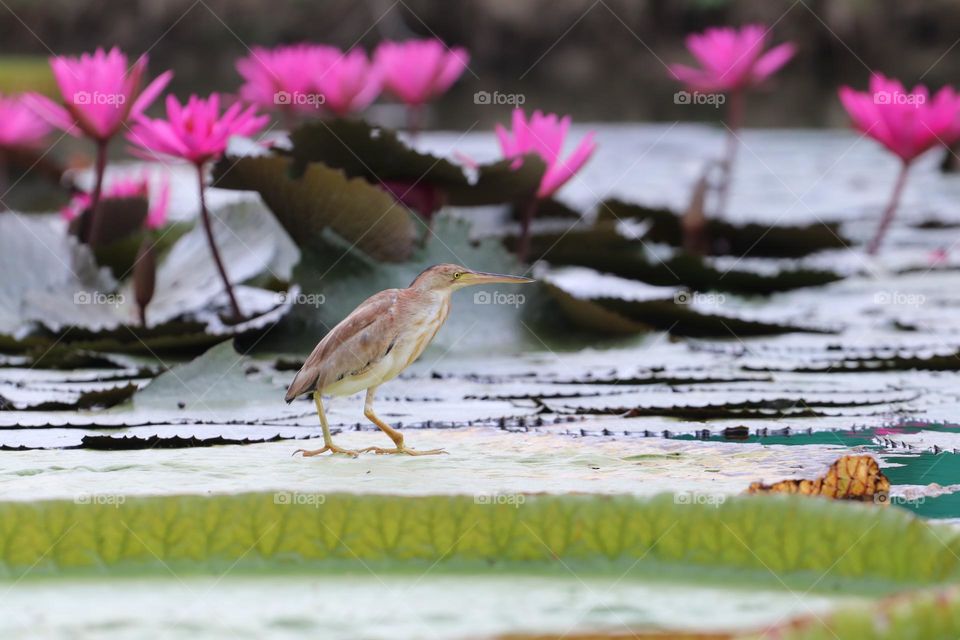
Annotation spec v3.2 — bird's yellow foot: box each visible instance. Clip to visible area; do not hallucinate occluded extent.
[358,446,447,456]
[293,445,359,458]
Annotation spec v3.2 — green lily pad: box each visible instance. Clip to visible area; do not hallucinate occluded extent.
[285,119,547,206]
[513,220,842,295]
[212,154,417,262]
[600,198,851,258]
[542,266,828,337]
[0,492,955,594]
[287,119,467,188]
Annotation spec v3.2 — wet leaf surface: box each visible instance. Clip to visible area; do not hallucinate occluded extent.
[212,154,418,262]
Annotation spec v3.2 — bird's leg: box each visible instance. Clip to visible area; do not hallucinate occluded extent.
[358,387,446,456]
[293,394,359,458]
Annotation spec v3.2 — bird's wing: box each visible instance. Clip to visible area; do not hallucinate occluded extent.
[284,289,401,402]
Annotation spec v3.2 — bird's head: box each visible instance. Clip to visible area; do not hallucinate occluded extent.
[410,263,535,292]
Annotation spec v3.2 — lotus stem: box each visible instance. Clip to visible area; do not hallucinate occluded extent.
[85,139,109,245]
[196,163,243,320]
[867,161,910,256]
[715,89,745,218]
[407,104,423,139]
[516,197,541,263]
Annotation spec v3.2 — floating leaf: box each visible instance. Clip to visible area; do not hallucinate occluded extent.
[0,492,955,591]
[516,222,842,294]
[542,266,828,337]
[285,119,547,207]
[212,154,417,262]
[600,199,851,258]
[0,203,297,354]
[287,119,467,188]
[747,455,890,502]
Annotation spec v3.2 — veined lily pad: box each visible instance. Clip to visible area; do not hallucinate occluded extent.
[541,266,829,337]
[513,221,842,294]
[0,202,297,354]
[0,491,955,594]
[284,119,547,206]
[600,198,851,258]
[212,154,417,262]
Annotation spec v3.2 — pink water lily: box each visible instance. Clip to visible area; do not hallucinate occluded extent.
[314,48,382,117]
[62,172,170,230]
[26,47,172,142]
[24,47,171,245]
[127,93,269,166]
[495,108,596,261]
[0,94,52,149]
[840,74,960,163]
[375,39,469,133]
[496,108,596,199]
[839,74,960,254]
[237,45,380,120]
[668,25,794,225]
[669,24,795,93]
[128,93,269,319]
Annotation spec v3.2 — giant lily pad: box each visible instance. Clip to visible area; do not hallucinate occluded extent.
[0,202,298,354]
[285,119,547,206]
[600,199,852,258]
[213,154,417,262]
[541,266,830,337]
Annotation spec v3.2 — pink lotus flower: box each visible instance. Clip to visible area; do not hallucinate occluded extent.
[0,94,52,149]
[495,108,596,199]
[668,25,794,225]
[127,93,269,166]
[839,74,960,163]
[313,48,382,117]
[62,172,170,230]
[495,108,596,261]
[237,44,328,115]
[669,24,795,93]
[26,47,172,142]
[237,45,380,119]
[839,74,960,254]
[127,93,269,320]
[374,39,469,106]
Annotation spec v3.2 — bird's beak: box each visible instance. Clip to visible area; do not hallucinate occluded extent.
[462,270,535,285]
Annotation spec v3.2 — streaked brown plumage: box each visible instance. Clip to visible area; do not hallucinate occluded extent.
[287,263,534,457]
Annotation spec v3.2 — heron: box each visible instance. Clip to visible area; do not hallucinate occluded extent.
[286,264,534,457]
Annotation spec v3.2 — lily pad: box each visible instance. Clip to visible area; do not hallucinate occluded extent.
[541,266,829,337]
[212,154,417,262]
[285,119,547,206]
[600,198,851,258]
[512,220,843,294]
[0,202,298,354]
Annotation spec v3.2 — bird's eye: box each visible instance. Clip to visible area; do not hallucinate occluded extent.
[453,272,462,280]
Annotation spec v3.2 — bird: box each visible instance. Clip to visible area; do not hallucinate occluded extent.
[286,264,534,457]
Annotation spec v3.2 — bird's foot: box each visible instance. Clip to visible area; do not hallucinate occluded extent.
[358,446,447,456]
[293,444,360,458]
